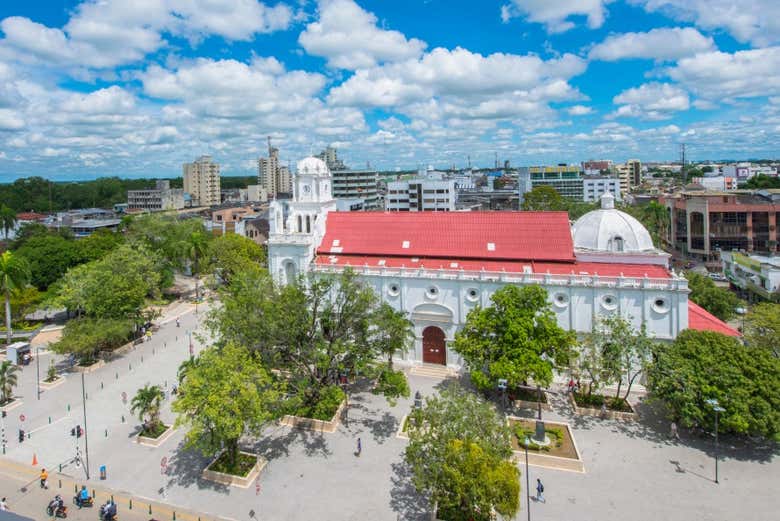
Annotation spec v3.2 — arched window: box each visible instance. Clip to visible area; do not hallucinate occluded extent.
[305,215,311,234]
[611,235,624,252]
[297,215,302,233]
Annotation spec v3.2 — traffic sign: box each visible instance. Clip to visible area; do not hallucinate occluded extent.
[18,414,25,422]
[255,477,261,496]
[121,392,127,403]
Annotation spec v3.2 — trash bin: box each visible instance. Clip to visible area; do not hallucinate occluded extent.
[100,465,106,480]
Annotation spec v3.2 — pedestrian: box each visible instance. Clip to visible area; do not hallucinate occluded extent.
[356,437,362,457]
[670,421,680,440]
[600,402,607,418]
[536,478,545,503]
[40,468,48,489]
[0,497,8,510]
[567,378,575,394]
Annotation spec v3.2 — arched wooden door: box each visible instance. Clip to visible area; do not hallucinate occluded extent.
[422,326,446,365]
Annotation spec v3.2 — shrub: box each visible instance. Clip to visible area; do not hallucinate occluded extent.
[295,385,345,420]
[573,392,633,412]
[373,368,410,406]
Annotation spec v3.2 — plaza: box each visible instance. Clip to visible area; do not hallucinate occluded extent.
[0,300,776,521]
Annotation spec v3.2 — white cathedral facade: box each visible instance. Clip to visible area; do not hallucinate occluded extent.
[269,157,737,369]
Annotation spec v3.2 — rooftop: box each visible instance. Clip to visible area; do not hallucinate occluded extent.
[687,301,740,337]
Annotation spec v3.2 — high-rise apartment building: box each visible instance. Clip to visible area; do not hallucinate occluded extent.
[183,155,221,207]
[259,137,292,198]
[617,159,642,194]
[316,146,346,171]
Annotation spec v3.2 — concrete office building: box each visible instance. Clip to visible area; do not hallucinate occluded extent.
[332,169,380,209]
[660,189,780,262]
[259,138,292,199]
[127,180,185,212]
[183,155,221,207]
[721,251,780,301]
[518,165,584,201]
[583,177,622,202]
[387,178,456,211]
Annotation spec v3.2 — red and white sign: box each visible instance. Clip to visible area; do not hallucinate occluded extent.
[18,414,25,422]
[255,477,261,496]
[161,456,168,474]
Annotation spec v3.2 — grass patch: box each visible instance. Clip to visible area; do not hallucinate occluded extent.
[292,385,345,421]
[508,419,579,459]
[139,422,169,439]
[209,451,256,477]
[573,392,633,412]
[509,387,548,403]
[512,423,564,452]
[0,321,42,332]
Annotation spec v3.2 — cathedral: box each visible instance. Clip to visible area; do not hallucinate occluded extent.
[268,157,738,369]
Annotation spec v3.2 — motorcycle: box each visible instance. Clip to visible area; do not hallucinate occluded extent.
[73,494,94,508]
[46,496,68,518]
[99,501,118,521]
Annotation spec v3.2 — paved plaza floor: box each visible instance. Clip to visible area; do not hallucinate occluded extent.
[1,301,778,521]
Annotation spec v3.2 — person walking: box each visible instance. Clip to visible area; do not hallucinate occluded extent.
[40,468,48,489]
[670,421,680,440]
[536,478,545,503]
[356,437,362,457]
[0,497,8,511]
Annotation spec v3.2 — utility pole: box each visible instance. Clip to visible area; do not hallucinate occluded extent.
[36,348,40,400]
[81,373,90,479]
[680,143,687,184]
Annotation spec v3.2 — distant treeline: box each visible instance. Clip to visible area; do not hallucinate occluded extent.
[0,175,258,213]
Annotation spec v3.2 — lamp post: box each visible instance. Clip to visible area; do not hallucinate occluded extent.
[36,347,40,400]
[705,398,725,484]
[497,379,508,413]
[523,437,531,521]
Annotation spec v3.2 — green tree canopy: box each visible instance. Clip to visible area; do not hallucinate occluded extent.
[0,205,15,240]
[0,360,19,404]
[621,201,670,248]
[207,233,266,284]
[743,303,780,358]
[130,384,165,432]
[743,174,780,189]
[1,251,30,344]
[647,330,780,439]
[521,185,567,211]
[49,317,134,364]
[453,284,576,392]
[15,234,80,290]
[172,342,281,469]
[685,271,742,321]
[405,385,519,521]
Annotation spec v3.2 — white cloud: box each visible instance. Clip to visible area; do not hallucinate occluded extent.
[667,47,780,101]
[0,108,24,130]
[502,0,615,33]
[567,105,593,116]
[612,82,690,120]
[299,0,426,69]
[632,0,780,47]
[61,86,136,114]
[589,27,714,61]
[0,1,292,70]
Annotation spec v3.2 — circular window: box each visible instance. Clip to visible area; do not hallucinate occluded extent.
[553,293,569,308]
[601,294,618,311]
[652,297,669,314]
[466,288,479,302]
[387,283,400,297]
[426,286,439,299]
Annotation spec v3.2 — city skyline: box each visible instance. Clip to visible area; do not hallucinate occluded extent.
[0,0,779,181]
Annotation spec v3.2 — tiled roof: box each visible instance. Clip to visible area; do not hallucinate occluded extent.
[687,301,741,337]
[318,211,575,262]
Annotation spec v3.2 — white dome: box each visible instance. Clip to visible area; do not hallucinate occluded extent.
[297,156,329,176]
[572,193,655,253]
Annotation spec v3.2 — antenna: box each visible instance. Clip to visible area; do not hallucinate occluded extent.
[680,143,686,184]
[494,152,498,169]
[468,155,471,169]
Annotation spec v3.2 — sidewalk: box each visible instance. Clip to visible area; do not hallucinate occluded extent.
[0,458,230,521]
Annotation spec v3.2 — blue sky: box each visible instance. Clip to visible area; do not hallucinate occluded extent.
[0,0,778,181]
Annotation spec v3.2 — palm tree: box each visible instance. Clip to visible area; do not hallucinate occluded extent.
[177,357,199,386]
[186,231,209,301]
[0,205,16,241]
[130,384,164,433]
[0,251,31,344]
[0,360,19,405]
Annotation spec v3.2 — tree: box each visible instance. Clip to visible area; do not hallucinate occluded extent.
[452,285,576,393]
[685,272,742,321]
[743,303,780,358]
[647,330,780,439]
[0,360,19,404]
[130,384,165,433]
[577,315,655,401]
[521,185,567,211]
[74,229,124,263]
[0,251,31,344]
[49,317,134,364]
[621,201,670,248]
[185,230,210,300]
[743,174,780,190]
[405,385,519,521]
[207,234,266,285]
[0,205,16,241]
[15,234,79,290]
[172,342,281,470]
[370,303,414,370]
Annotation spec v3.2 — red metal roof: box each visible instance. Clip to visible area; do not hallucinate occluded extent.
[313,255,671,279]
[687,301,741,337]
[318,211,575,262]
[16,212,47,221]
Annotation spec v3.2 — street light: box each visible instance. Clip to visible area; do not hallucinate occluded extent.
[705,398,726,484]
[523,437,531,521]
[497,378,508,412]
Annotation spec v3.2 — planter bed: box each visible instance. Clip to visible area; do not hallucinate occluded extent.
[137,424,176,447]
[509,388,552,411]
[570,393,637,421]
[202,451,265,488]
[0,398,22,413]
[40,376,65,390]
[279,400,346,433]
[508,417,584,473]
[71,359,105,373]
[396,414,411,440]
